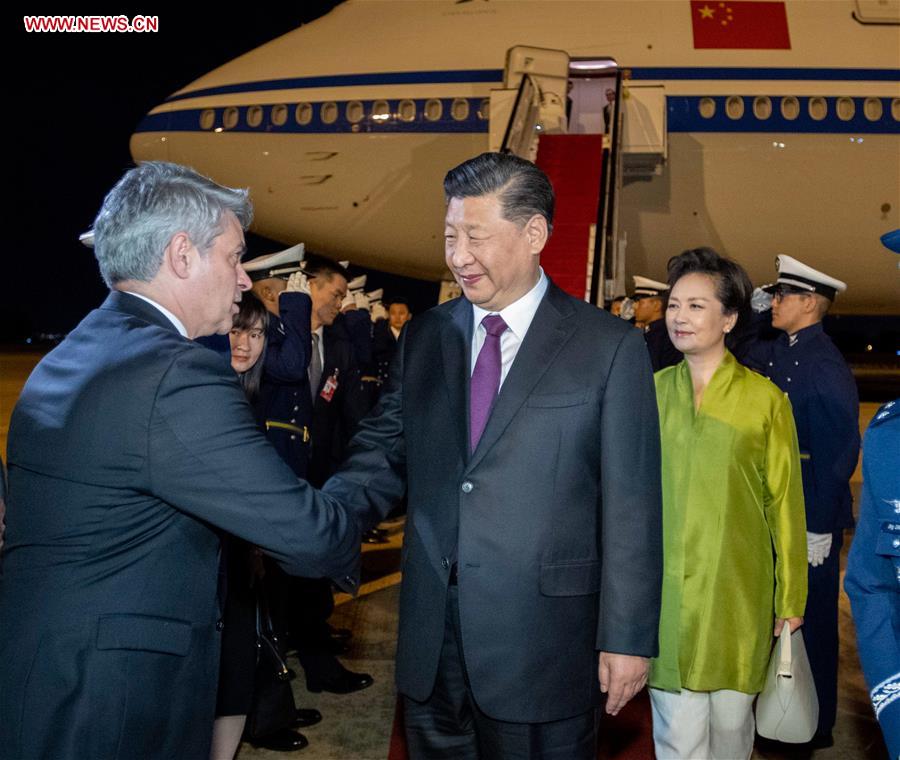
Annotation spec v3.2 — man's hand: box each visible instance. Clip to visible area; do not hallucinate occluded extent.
[284,271,311,295]
[598,652,649,716]
[773,616,803,636]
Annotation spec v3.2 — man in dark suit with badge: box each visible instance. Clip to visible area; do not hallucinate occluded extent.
[751,254,861,748]
[0,162,361,760]
[325,152,663,759]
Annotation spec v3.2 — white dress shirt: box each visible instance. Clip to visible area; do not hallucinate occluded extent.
[470,269,548,388]
[123,291,188,338]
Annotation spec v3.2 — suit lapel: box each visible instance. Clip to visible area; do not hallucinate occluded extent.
[441,298,473,464]
[466,283,577,472]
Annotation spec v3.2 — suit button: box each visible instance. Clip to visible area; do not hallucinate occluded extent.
[893,539,900,549]
[461,481,473,493]
[441,557,450,569]
[293,406,299,411]
[768,362,773,367]
[290,435,297,441]
[290,418,296,424]
[794,361,799,366]
[216,619,224,631]
[787,377,792,382]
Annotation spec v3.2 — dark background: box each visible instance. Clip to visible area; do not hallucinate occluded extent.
[6,3,436,344]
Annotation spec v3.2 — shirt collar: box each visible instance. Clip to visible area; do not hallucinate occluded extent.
[123,291,188,337]
[472,268,548,339]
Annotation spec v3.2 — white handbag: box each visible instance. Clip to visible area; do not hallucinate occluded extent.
[755,626,819,743]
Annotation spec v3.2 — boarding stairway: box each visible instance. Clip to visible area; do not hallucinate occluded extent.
[487,46,667,305]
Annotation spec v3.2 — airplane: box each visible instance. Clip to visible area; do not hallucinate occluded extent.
[129,0,900,316]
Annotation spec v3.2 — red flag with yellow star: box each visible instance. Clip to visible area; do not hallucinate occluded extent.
[690,1,791,49]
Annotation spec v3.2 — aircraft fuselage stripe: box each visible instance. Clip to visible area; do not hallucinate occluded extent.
[136,95,899,136]
[164,66,900,103]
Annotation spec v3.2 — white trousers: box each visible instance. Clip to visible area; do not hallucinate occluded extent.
[649,687,756,760]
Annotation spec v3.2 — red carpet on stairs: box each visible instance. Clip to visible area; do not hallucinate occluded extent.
[533,133,605,300]
[387,690,655,759]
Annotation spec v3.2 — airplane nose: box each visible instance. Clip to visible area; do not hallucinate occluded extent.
[129,106,171,164]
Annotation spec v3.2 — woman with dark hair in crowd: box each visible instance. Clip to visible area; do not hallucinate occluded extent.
[648,247,808,759]
[210,292,318,758]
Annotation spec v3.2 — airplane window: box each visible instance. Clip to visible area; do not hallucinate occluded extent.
[753,97,772,120]
[297,103,313,125]
[725,96,745,120]
[200,109,216,130]
[891,98,899,122]
[836,97,855,122]
[808,97,828,121]
[425,99,443,122]
[478,98,490,120]
[780,97,800,121]
[398,99,416,122]
[371,100,391,122]
[346,101,364,123]
[271,104,288,127]
[863,98,883,122]
[320,102,337,125]
[223,107,239,130]
[247,106,264,128]
[451,98,470,121]
[698,98,716,119]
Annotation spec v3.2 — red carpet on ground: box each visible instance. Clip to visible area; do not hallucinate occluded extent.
[387,690,654,759]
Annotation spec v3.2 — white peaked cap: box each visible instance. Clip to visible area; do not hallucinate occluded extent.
[347,274,367,291]
[769,254,847,300]
[243,243,305,280]
[632,275,669,297]
[366,288,384,301]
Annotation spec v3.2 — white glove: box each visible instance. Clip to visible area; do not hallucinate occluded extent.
[370,301,387,322]
[340,292,356,311]
[807,532,832,567]
[619,297,635,321]
[354,291,371,311]
[751,286,774,313]
[284,271,311,295]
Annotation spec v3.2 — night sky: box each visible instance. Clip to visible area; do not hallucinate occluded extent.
[8,3,433,344]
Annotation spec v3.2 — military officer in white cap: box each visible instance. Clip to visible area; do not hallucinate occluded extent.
[752,254,861,748]
[632,275,682,372]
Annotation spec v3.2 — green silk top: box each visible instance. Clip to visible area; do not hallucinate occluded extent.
[649,351,807,694]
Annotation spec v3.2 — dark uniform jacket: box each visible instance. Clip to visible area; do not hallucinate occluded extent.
[0,292,359,760]
[749,322,860,532]
[258,292,313,478]
[325,281,662,723]
[844,400,900,759]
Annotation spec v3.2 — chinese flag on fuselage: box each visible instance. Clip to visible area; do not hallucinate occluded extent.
[690,1,791,49]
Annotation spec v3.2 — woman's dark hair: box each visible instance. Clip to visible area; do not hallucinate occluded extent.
[231,290,269,402]
[666,247,752,315]
[666,247,753,349]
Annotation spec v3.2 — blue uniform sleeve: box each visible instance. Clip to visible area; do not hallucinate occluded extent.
[263,292,312,383]
[803,357,860,531]
[844,407,900,758]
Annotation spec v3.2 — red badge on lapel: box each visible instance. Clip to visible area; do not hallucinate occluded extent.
[320,369,339,402]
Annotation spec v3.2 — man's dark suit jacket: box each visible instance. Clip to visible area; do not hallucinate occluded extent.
[0,291,360,759]
[325,281,663,723]
[308,325,370,488]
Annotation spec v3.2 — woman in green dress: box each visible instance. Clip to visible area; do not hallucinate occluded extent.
[648,248,807,760]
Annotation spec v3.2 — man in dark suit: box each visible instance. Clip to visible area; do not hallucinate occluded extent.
[325,152,662,758]
[0,162,360,759]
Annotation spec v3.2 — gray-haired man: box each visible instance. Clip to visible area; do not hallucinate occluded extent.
[0,162,361,759]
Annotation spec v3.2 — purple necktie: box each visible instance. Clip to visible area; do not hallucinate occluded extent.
[470,314,508,452]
